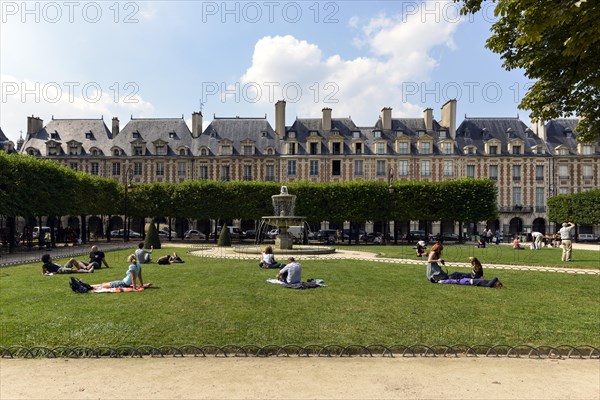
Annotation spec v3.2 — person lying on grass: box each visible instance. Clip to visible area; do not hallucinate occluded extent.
[41,253,94,275]
[91,254,143,290]
[437,276,504,288]
[157,252,184,265]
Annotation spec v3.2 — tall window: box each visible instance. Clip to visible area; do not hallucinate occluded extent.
[288,143,296,155]
[535,165,544,180]
[243,165,252,180]
[421,160,431,176]
[376,142,386,155]
[420,142,431,154]
[398,160,409,176]
[535,187,545,211]
[354,143,362,154]
[199,165,208,179]
[156,162,165,176]
[221,165,230,181]
[309,160,319,176]
[558,165,568,178]
[332,160,341,176]
[489,165,498,180]
[467,165,475,178]
[112,162,121,176]
[90,162,99,175]
[354,160,363,176]
[178,162,186,176]
[398,142,409,154]
[442,142,452,155]
[376,160,386,176]
[310,142,319,155]
[512,187,522,206]
[332,142,341,155]
[512,145,521,155]
[489,145,498,155]
[133,162,142,176]
[443,160,453,176]
[583,165,593,179]
[266,164,275,181]
[287,160,297,176]
[512,165,521,181]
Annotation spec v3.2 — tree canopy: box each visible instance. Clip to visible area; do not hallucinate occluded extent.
[457,0,600,142]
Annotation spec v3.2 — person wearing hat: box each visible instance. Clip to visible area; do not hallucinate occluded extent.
[416,240,427,257]
[558,222,576,262]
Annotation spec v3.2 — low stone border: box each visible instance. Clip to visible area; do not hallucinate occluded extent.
[1,344,598,359]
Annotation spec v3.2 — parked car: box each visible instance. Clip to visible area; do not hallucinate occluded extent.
[360,232,383,243]
[244,229,257,239]
[267,228,279,239]
[212,226,243,240]
[110,229,142,238]
[404,230,427,241]
[184,229,206,240]
[429,232,460,242]
[317,229,337,244]
[158,229,177,238]
[577,233,599,243]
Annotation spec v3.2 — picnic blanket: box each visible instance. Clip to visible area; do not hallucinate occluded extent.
[92,283,153,293]
[265,278,326,289]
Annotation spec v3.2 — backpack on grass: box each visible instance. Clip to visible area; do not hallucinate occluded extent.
[70,277,92,293]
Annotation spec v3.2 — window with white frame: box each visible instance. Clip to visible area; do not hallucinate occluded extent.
[199,165,208,179]
[287,160,297,176]
[90,162,99,175]
[442,142,453,155]
[376,160,386,176]
[512,145,521,155]
[536,187,545,209]
[489,165,498,180]
[398,160,409,176]
[583,165,593,179]
[467,165,475,178]
[178,162,186,176]
[134,145,144,156]
[288,143,296,155]
[376,142,386,155]
[310,142,319,155]
[512,164,521,180]
[266,164,275,181]
[133,162,142,176]
[489,145,498,155]
[156,162,165,176]
[221,145,233,156]
[582,144,593,155]
[221,165,230,181]
[243,165,252,180]
[354,160,363,176]
[243,145,253,156]
[421,160,431,176]
[420,142,431,154]
[156,145,167,155]
[558,165,568,178]
[558,187,569,194]
[112,162,121,176]
[309,160,319,176]
[512,187,522,206]
[398,141,409,154]
[536,165,544,180]
[443,160,453,176]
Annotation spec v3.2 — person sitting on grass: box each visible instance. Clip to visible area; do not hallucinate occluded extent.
[426,243,449,283]
[41,253,94,275]
[87,245,111,269]
[277,256,302,284]
[512,235,523,250]
[416,241,427,257]
[135,242,153,264]
[259,245,281,269]
[92,254,143,290]
[157,252,184,265]
[437,276,504,288]
[448,257,484,280]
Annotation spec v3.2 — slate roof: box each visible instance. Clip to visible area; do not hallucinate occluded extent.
[113,117,194,156]
[455,117,543,156]
[287,118,359,155]
[544,119,592,155]
[199,117,278,156]
[20,118,112,156]
[0,127,6,141]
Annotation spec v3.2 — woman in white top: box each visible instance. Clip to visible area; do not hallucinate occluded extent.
[259,245,281,269]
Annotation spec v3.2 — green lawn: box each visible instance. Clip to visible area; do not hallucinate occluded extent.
[1,247,598,348]
[341,243,600,269]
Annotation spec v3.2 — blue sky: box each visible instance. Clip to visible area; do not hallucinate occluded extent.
[0,0,532,143]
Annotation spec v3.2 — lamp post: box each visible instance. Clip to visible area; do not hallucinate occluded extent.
[387,183,395,245]
[123,167,134,242]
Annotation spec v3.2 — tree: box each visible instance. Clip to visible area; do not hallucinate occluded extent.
[457,0,600,142]
[217,223,232,247]
[144,220,161,250]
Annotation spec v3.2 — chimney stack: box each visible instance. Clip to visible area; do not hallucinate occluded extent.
[322,107,332,131]
[275,100,286,136]
[192,112,203,138]
[423,108,433,131]
[27,115,43,135]
[440,99,457,139]
[533,119,547,142]
[112,117,120,137]
[381,107,392,130]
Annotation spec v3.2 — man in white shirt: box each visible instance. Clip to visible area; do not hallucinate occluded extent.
[135,242,153,264]
[277,257,302,284]
[531,231,544,249]
[558,222,575,261]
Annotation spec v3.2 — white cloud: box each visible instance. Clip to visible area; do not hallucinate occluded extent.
[237,3,462,126]
[0,74,154,142]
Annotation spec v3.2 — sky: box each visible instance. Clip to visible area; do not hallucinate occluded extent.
[0,0,533,143]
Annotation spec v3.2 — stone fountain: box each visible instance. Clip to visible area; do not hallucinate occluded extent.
[261,186,305,250]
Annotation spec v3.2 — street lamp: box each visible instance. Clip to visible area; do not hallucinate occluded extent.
[123,167,134,242]
[387,183,395,245]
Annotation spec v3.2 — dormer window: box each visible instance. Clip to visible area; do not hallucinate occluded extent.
[397,141,410,155]
[169,131,176,139]
[354,142,362,155]
[179,148,187,156]
[69,144,79,155]
[85,131,93,139]
[201,148,208,156]
[373,130,382,138]
[417,130,426,137]
[155,145,167,155]
[376,142,386,155]
[133,131,140,139]
[525,128,534,138]
[210,132,216,138]
[220,144,233,156]
[310,130,319,137]
[352,131,360,139]
[463,146,475,155]
[134,145,144,156]
[558,147,569,156]
[243,145,254,156]
[261,131,268,137]
[580,144,594,155]
[48,143,58,156]
[419,141,431,155]
[564,129,573,138]
[439,130,448,139]
[489,145,498,155]
[91,149,99,156]
[332,129,340,136]
[51,131,59,140]
[288,131,296,139]
[288,143,296,155]
[512,145,521,155]
[441,142,453,155]
[113,149,120,156]
[332,142,341,155]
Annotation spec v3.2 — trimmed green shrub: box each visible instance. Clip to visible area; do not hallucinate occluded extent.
[145,221,161,249]
[217,223,231,247]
